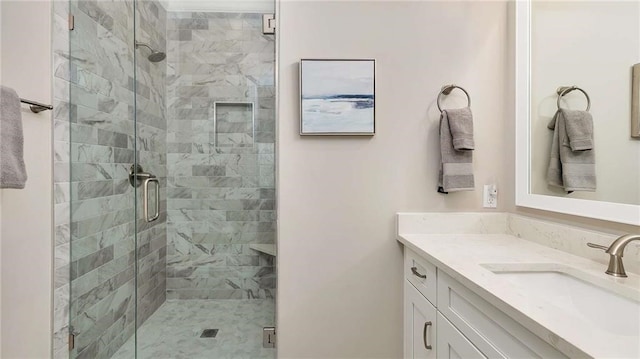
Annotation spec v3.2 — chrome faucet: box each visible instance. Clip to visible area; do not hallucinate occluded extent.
[588,234,640,277]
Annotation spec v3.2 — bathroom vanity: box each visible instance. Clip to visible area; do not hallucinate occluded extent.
[398,213,640,359]
[398,1,640,357]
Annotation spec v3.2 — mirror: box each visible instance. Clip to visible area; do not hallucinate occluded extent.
[515,1,640,225]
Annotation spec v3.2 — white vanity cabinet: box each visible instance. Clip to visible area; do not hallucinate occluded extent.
[403,247,567,359]
[404,247,438,358]
[404,281,437,359]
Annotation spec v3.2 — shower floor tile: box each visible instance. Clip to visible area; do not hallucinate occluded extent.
[112,299,275,359]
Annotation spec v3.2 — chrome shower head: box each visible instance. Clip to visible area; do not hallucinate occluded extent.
[147,51,166,63]
[135,41,166,63]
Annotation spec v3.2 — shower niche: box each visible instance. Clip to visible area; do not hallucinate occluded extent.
[213,102,256,148]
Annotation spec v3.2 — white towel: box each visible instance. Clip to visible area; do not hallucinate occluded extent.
[0,86,27,189]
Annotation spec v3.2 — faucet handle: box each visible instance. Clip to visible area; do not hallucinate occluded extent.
[587,243,608,251]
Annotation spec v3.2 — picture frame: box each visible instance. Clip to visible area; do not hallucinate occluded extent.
[299,59,376,135]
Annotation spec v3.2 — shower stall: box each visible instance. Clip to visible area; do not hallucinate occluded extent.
[65,0,276,357]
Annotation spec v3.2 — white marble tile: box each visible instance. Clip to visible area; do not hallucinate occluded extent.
[111,299,275,359]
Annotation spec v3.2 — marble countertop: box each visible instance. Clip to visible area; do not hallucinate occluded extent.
[397,233,640,358]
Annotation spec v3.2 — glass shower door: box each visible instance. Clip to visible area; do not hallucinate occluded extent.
[68,0,138,358]
[131,0,169,356]
[69,0,276,357]
[135,1,277,358]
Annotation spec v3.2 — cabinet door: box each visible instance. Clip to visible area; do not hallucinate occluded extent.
[437,312,486,359]
[405,281,437,359]
[437,271,567,359]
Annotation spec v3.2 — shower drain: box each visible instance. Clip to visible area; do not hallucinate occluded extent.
[200,329,219,338]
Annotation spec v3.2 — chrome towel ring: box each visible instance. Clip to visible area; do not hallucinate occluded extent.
[437,84,471,112]
[557,86,591,111]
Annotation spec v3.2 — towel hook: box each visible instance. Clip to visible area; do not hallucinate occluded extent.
[556,86,590,111]
[437,84,471,112]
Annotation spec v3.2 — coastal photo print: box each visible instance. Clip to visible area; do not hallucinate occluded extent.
[299,59,375,135]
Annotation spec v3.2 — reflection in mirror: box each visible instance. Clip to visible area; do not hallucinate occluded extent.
[529,1,640,206]
[516,1,640,225]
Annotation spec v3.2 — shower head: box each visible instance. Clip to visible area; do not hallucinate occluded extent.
[147,51,166,63]
[135,42,166,63]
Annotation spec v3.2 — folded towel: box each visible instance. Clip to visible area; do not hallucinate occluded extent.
[446,107,475,150]
[0,86,27,189]
[562,109,594,151]
[547,110,596,192]
[438,108,474,193]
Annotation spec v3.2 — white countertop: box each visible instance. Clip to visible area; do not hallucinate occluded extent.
[397,233,640,359]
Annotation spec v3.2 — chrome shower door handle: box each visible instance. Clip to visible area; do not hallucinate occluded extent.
[143,177,160,222]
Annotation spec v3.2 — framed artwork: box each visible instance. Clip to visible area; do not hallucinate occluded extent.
[299,59,376,135]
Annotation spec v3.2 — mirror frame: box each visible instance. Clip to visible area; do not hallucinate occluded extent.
[515,1,640,226]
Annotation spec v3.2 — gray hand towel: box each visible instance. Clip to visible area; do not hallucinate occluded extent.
[438,109,474,193]
[547,110,596,192]
[547,112,563,189]
[562,109,593,151]
[446,107,475,150]
[0,86,27,189]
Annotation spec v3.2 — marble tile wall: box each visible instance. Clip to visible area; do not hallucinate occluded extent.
[165,12,276,300]
[52,1,167,358]
[134,0,168,329]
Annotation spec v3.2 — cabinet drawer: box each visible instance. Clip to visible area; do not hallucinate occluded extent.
[437,271,567,359]
[405,248,437,305]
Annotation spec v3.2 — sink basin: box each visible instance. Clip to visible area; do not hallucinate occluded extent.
[481,263,640,336]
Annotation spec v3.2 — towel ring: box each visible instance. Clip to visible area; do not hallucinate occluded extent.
[437,84,471,112]
[556,86,590,111]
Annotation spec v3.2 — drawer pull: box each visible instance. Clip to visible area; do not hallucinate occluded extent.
[411,266,427,279]
[423,321,433,350]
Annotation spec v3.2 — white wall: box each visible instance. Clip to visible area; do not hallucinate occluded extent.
[277,1,509,357]
[530,1,640,205]
[0,1,53,358]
